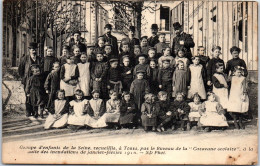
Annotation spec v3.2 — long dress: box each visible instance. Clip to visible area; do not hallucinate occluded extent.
[130,79,150,111]
[103,99,121,123]
[187,64,206,99]
[60,64,78,97]
[212,73,229,109]
[172,69,190,97]
[77,62,91,96]
[67,99,88,126]
[44,99,69,129]
[119,99,136,125]
[228,76,249,113]
[188,102,202,121]
[141,102,158,127]
[199,101,228,127]
[85,99,107,128]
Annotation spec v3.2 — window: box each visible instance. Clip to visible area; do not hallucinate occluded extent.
[113,7,125,31]
[160,5,170,31]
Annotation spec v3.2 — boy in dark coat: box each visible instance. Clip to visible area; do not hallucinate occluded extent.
[25,65,46,120]
[158,59,174,98]
[44,62,60,112]
[121,55,133,91]
[107,58,122,94]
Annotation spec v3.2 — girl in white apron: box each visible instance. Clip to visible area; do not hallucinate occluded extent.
[212,62,229,109]
[188,56,206,99]
[76,54,91,98]
[200,92,228,132]
[44,90,69,129]
[60,55,79,100]
[228,66,249,129]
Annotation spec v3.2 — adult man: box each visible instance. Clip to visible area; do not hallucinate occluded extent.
[147,24,159,47]
[171,22,195,61]
[101,24,119,56]
[18,42,43,118]
[120,26,140,54]
[68,30,86,52]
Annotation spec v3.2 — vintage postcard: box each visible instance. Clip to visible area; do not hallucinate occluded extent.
[2,0,258,164]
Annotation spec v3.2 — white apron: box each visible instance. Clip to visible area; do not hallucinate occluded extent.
[77,62,91,96]
[213,73,229,109]
[228,76,249,113]
[200,101,228,127]
[67,100,88,126]
[60,64,77,97]
[188,65,206,99]
[44,100,68,129]
[85,99,107,128]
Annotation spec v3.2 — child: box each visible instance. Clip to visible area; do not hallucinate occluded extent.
[174,47,190,70]
[59,45,70,66]
[107,58,122,94]
[172,60,190,98]
[133,45,142,65]
[43,46,57,80]
[121,55,133,91]
[158,47,175,68]
[133,54,150,79]
[119,41,132,66]
[206,46,225,87]
[158,59,174,97]
[149,60,159,94]
[140,36,149,55]
[25,65,46,120]
[85,90,107,128]
[77,54,91,98]
[226,46,248,77]
[187,56,206,100]
[130,70,150,117]
[44,90,69,129]
[156,91,172,132]
[104,43,114,62]
[197,46,209,70]
[227,66,249,129]
[44,62,60,112]
[199,92,228,132]
[188,93,203,129]
[212,62,229,109]
[141,93,158,131]
[170,92,190,131]
[72,45,81,64]
[147,47,157,64]
[67,89,89,130]
[119,91,137,128]
[154,33,168,56]
[103,90,121,129]
[94,36,105,54]
[86,44,96,62]
[60,55,79,100]
[91,51,108,99]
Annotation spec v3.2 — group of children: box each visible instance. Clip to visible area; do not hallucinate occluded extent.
[25,36,249,132]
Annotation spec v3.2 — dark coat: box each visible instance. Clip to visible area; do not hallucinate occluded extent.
[101,34,119,56]
[206,58,225,82]
[226,58,248,77]
[148,35,159,47]
[119,99,136,125]
[18,55,43,85]
[171,32,195,60]
[169,100,190,120]
[68,38,87,52]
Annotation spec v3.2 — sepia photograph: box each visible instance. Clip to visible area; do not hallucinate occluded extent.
[2,0,258,164]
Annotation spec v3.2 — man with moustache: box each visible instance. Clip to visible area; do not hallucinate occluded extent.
[101,24,119,56]
[148,24,159,47]
[171,22,195,61]
[18,42,43,118]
